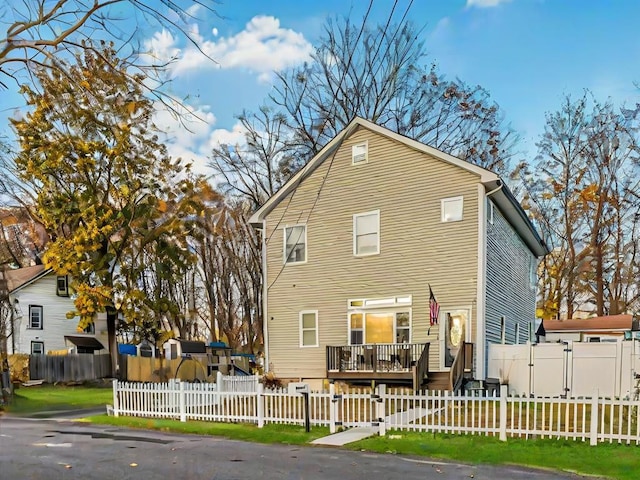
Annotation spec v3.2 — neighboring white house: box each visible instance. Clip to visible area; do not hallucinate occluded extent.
[7,265,109,355]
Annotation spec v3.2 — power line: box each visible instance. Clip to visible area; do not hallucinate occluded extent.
[267,1,377,291]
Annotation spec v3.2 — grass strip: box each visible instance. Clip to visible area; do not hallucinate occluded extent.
[349,431,639,480]
[85,414,330,444]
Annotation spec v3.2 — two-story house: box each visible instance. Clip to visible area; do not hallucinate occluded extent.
[6,265,109,356]
[249,117,548,390]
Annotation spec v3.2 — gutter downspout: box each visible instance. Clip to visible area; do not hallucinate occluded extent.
[476,184,487,380]
[261,219,270,371]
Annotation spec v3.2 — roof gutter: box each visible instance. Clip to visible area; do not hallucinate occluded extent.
[483,179,549,258]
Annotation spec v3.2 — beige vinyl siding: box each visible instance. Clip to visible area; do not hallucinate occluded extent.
[265,126,479,379]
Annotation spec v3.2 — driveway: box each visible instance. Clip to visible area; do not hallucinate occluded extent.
[0,416,598,479]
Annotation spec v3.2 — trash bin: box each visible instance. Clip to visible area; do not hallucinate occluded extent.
[485,377,500,397]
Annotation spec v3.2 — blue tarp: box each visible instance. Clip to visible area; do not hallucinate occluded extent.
[118,344,137,356]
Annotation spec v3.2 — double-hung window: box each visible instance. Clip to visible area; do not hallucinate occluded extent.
[31,341,44,355]
[57,275,69,296]
[284,225,307,264]
[353,210,380,256]
[28,305,43,329]
[300,310,318,347]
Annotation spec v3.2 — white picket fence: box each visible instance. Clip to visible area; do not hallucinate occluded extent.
[111,381,640,445]
[216,372,260,393]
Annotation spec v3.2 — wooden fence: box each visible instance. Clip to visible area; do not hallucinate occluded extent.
[112,381,640,445]
[30,353,112,383]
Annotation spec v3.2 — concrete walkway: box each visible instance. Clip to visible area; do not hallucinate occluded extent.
[311,426,378,446]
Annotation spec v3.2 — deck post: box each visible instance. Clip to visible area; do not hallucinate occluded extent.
[589,389,599,446]
[499,384,507,441]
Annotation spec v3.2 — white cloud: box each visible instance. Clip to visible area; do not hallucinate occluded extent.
[144,16,312,79]
[466,0,511,7]
[207,122,248,149]
[144,30,180,64]
[152,100,217,175]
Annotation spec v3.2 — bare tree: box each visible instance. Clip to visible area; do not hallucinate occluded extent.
[210,107,298,211]
[516,93,640,318]
[271,17,517,175]
[0,0,217,90]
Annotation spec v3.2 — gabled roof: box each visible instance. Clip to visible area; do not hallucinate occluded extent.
[249,117,548,257]
[544,314,633,332]
[4,265,48,292]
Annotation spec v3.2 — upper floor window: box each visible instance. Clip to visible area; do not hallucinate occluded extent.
[500,316,506,344]
[284,225,307,264]
[441,196,464,222]
[529,258,538,289]
[352,141,368,164]
[300,310,318,347]
[57,275,69,297]
[353,210,380,256]
[28,305,43,329]
[488,199,494,225]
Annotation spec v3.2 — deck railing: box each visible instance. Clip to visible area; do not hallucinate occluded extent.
[449,342,473,392]
[326,343,427,373]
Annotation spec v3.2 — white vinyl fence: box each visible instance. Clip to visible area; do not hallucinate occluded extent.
[112,381,640,445]
[489,340,640,398]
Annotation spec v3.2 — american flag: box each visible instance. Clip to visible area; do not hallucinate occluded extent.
[429,284,440,326]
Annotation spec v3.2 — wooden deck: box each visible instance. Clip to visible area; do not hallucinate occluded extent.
[326,343,429,388]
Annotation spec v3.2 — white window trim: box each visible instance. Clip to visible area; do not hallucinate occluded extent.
[347,309,412,345]
[353,209,380,257]
[352,141,368,165]
[283,224,307,265]
[488,200,494,225]
[348,296,412,309]
[57,275,69,297]
[529,257,537,290]
[299,310,318,348]
[441,196,464,223]
[515,323,520,344]
[31,341,44,355]
[28,305,43,330]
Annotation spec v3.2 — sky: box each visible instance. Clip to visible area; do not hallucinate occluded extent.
[3,0,640,176]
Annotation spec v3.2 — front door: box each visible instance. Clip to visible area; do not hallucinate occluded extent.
[441,309,470,368]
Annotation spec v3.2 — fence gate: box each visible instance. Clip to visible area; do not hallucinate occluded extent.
[332,386,380,429]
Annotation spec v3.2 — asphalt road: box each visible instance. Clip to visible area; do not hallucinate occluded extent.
[0,416,596,480]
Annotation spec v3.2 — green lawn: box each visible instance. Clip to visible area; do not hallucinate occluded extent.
[86,415,330,444]
[349,431,639,480]
[5,385,113,415]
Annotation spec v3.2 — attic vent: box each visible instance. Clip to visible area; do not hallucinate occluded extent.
[352,142,368,164]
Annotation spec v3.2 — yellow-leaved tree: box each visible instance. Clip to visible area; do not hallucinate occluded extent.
[10,43,209,354]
